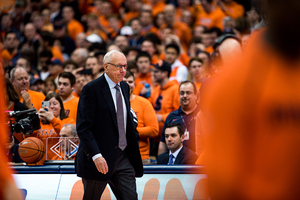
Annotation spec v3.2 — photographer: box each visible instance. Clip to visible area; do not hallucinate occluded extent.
[31,93,75,165]
[5,78,29,143]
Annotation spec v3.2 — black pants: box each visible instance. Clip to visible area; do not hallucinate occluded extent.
[82,149,137,200]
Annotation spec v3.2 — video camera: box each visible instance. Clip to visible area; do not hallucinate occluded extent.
[7,109,41,135]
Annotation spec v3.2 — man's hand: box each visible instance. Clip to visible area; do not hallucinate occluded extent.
[21,90,33,109]
[94,156,108,174]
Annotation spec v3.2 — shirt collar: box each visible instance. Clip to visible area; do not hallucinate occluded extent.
[104,73,119,89]
[169,145,183,158]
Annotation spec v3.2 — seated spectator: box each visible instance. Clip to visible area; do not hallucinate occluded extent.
[62,60,79,73]
[16,56,39,80]
[57,72,79,122]
[51,124,79,160]
[133,51,153,98]
[157,122,198,165]
[29,77,45,94]
[85,56,102,80]
[48,58,63,84]
[43,77,57,95]
[31,92,75,165]
[10,66,45,110]
[216,0,245,20]
[70,48,89,68]
[62,5,84,42]
[73,75,88,98]
[1,31,20,68]
[164,43,188,83]
[189,57,207,90]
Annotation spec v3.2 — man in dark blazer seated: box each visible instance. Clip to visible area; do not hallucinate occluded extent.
[76,50,143,200]
[157,122,198,165]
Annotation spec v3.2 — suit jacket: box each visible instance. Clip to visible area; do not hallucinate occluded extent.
[76,74,143,181]
[157,146,198,165]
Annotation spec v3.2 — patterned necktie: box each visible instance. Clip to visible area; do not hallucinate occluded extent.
[168,154,174,165]
[115,84,127,150]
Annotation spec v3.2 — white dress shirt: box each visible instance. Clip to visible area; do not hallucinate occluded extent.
[93,73,127,161]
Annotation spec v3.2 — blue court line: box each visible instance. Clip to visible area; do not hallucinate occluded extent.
[55,174,62,200]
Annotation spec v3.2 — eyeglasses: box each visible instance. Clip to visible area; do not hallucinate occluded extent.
[107,62,128,69]
[179,91,193,96]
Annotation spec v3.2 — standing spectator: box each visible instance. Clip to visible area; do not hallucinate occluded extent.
[158,81,199,155]
[62,5,84,41]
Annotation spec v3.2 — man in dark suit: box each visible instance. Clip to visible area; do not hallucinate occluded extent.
[76,50,143,199]
[157,122,198,165]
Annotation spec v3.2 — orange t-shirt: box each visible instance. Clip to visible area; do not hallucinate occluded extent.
[152,1,166,17]
[131,95,159,160]
[19,90,46,111]
[31,117,75,165]
[72,91,79,98]
[0,72,13,194]
[221,1,245,19]
[134,73,152,89]
[194,6,226,30]
[200,30,300,199]
[141,25,159,36]
[149,80,180,136]
[51,46,64,63]
[123,11,140,24]
[161,21,192,52]
[63,96,79,122]
[67,19,84,41]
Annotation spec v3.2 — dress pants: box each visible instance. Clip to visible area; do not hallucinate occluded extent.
[82,149,137,200]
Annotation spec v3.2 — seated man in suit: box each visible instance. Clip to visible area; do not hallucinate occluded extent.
[157,122,198,165]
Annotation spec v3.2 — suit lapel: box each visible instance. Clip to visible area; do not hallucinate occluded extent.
[174,147,184,164]
[99,75,118,128]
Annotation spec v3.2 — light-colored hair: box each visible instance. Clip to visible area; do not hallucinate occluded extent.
[10,66,28,80]
[103,49,123,64]
[63,124,77,137]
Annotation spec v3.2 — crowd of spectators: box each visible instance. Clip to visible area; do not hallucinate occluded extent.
[1,0,262,165]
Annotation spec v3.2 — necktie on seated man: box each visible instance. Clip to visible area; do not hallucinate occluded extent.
[168,154,174,165]
[115,84,127,150]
